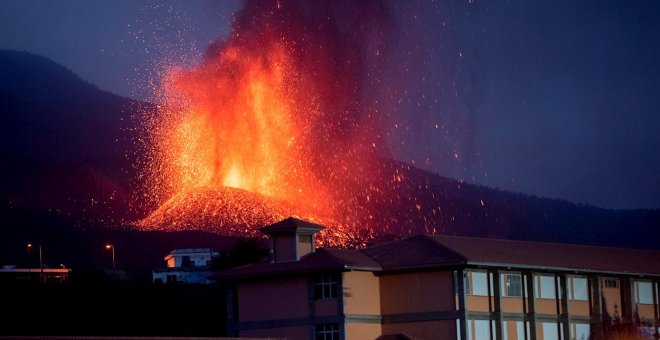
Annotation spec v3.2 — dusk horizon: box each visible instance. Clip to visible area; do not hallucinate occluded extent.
[0,1,659,338]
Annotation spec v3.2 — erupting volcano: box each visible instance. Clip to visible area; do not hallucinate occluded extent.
[138,0,433,247]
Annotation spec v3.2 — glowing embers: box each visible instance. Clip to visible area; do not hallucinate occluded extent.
[147,39,331,215]
[137,2,427,247]
[137,186,373,248]
[140,38,343,241]
[138,186,290,236]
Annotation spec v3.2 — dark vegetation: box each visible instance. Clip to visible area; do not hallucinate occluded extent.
[212,237,270,271]
[1,279,227,336]
[0,205,243,272]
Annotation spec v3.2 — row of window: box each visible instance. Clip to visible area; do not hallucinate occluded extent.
[463,319,589,340]
[314,272,656,305]
[462,271,658,305]
[463,272,589,301]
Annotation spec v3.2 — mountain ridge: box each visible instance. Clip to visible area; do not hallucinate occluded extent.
[0,50,657,263]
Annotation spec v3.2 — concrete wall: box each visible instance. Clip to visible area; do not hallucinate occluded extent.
[241,326,309,339]
[381,320,457,340]
[273,235,296,262]
[152,270,213,284]
[637,304,655,322]
[238,277,309,321]
[380,270,455,314]
[501,297,525,313]
[314,298,338,317]
[378,271,455,340]
[466,296,491,313]
[568,300,589,316]
[346,323,382,340]
[344,271,381,316]
[168,253,213,267]
[601,280,622,319]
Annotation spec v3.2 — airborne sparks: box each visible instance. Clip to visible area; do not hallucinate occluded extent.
[137,0,441,247]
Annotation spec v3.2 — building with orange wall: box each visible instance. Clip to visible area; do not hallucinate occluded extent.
[217,218,660,340]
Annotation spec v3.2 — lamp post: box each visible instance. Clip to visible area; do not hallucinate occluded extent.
[26,243,32,274]
[105,244,115,270]
[39,244,44,282]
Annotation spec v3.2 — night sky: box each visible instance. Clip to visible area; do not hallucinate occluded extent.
[1,0,659,210]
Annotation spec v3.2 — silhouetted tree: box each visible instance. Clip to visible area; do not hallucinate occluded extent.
[211,238,268,270]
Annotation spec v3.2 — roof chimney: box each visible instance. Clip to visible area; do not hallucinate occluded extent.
[260,217,324,263]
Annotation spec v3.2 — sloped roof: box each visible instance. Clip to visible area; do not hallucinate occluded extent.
[364,234,660,275]
[361,235,467,270]
[428,235,660,275]
[260,217,325,236]
[377,333,424,340]
[215,248,380,280]
[217,232,660,280]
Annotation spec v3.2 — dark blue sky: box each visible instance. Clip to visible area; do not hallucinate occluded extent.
[1,0,659,209]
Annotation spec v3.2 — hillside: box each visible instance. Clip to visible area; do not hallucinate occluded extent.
[0,50,148,221]
[0,50,657,269]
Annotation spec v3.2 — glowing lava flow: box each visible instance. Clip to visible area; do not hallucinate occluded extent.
[138,1,420,247]
[153,41,331,211]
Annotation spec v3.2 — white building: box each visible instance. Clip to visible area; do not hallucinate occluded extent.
[153,248,218,284]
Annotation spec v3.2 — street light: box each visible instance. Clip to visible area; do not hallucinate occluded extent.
[105,244,115,270]
[39,243,44,282]
[26,243,32,274]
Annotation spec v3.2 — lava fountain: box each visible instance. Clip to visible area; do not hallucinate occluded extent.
[138,0,423,247]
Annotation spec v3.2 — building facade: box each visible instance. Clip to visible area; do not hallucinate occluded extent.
[153,248,218,284]
[218,218,660,340]
[0,267,71,283]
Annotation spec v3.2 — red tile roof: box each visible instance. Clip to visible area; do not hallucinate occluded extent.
[217,233,660,280]
[215,248,380,280]
[429,235,660,275]
[365,234,660,275]
[361,235,466,270]
[260,217,324,236]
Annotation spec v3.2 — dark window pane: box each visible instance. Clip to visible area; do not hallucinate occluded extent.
[507,274,522,297]
[315,275,338,299]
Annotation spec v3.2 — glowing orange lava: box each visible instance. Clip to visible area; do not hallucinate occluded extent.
[168,42,329,209]
[137,1,435,247]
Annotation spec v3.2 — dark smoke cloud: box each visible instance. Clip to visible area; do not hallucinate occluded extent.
[210,0,395,156]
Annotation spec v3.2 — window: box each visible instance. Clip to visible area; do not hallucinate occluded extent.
[603,277,618,288]
[473,320,490,340]
[300,235,312,243]
[542,322,559,340]
[572,276,588,301]
[464,272,471,295]
[574,323,590,340]
[315,323,339,340]
[298,235,312,257]
[314,275,338,299]
[635,281,653,304]
[503,321,526,340]
[538,275,556,299]
[471,272,489,296]
[506,274,523,297]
